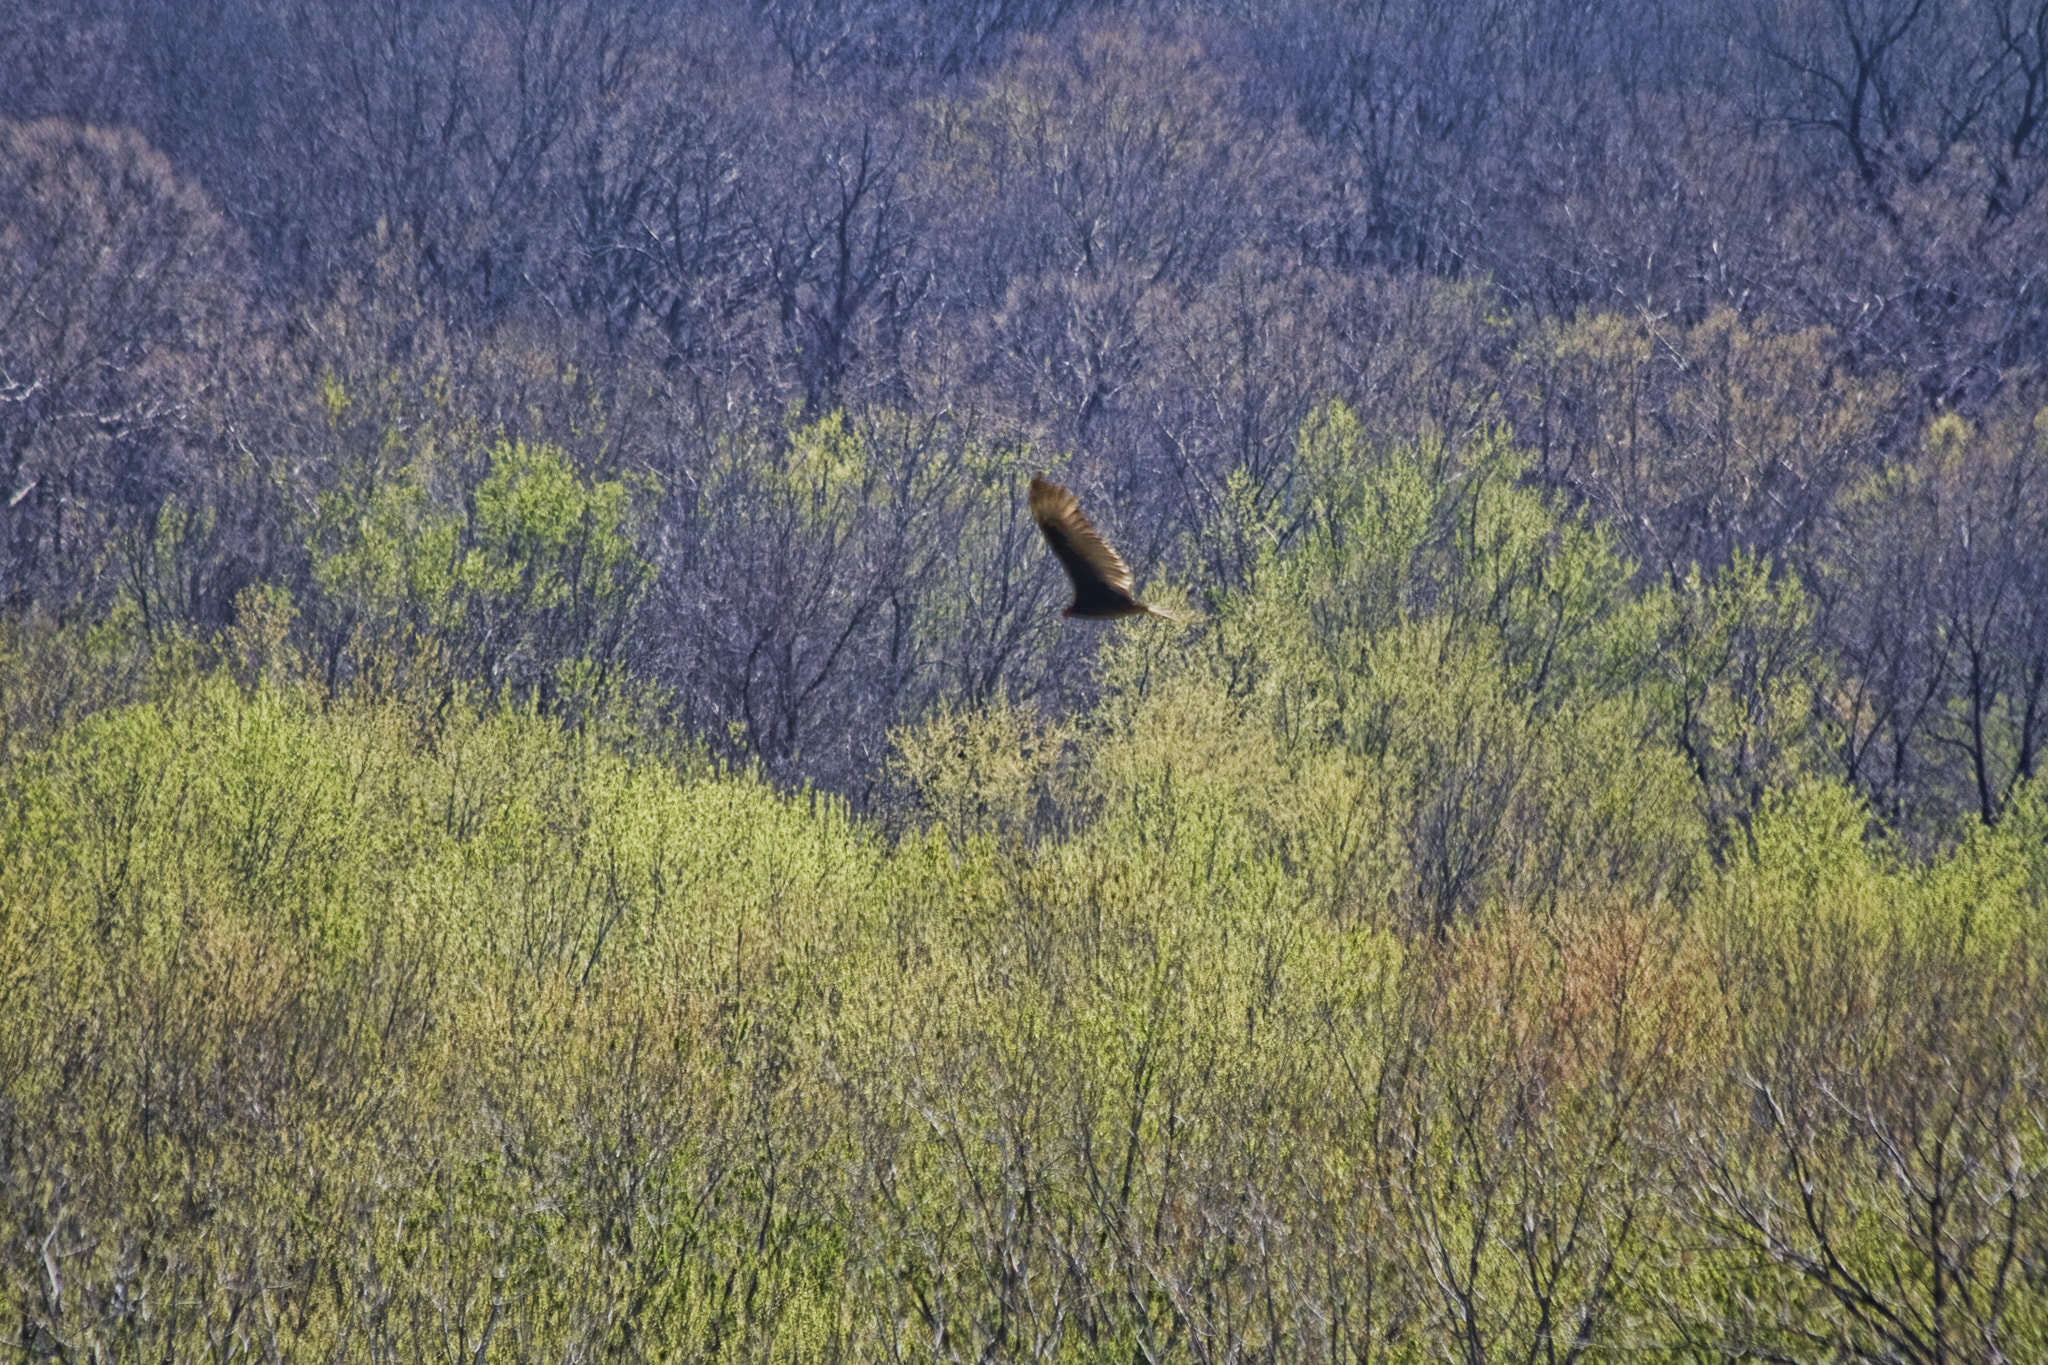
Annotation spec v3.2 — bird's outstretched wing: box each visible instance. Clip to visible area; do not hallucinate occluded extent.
[1030,475,1139,612]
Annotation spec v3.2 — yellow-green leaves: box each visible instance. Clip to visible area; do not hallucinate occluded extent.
[1074,407,1704,930]
[888,697,1066,850]
[781,409,868,515]
[3,610,2045,1363]
[308,434,649,708]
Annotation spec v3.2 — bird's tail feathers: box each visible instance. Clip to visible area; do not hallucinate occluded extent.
[1142,602,1190,624]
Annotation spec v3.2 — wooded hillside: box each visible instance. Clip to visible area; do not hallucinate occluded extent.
[5,0,2045,829]
[4,3,2048,1358]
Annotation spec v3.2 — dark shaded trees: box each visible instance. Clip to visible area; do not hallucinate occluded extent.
[1821,404,2048,833]
[916,22,1311,491]
[640,414,1077,793]
[0,118,256,621]
[6,0,2048,836]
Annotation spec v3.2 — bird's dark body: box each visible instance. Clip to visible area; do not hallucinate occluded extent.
[1066,591,1149,620]
[1034,519,1145,616]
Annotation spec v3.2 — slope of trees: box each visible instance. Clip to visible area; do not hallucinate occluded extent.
[6,0,2045,832]
[3,489,2045,1357]
[4,8,2048,1354]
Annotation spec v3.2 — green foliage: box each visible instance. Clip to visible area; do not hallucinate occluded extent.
[0,670,880,1362]
[11,8,2048,1351]
[1652,551,1831,842]
[307,422,650,710]
[1071,406,1706,932]
[888,697,1067,848]
[1691,775,2048,1360]
[5,402,2047,1363]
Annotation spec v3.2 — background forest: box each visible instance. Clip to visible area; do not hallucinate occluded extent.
[4,0,2048,1360]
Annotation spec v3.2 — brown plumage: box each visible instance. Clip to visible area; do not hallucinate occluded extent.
[1029,475,1182,621]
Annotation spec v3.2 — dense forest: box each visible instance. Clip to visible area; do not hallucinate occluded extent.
[4,0,2048,1359]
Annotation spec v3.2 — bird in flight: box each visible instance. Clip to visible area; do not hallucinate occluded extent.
[1030,474,1184,621]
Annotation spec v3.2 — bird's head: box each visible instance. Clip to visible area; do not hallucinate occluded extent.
[1060,604,1074,619]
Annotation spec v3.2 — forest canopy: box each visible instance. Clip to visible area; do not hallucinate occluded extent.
[3,0,2045,832]
[4,1,2048,1359]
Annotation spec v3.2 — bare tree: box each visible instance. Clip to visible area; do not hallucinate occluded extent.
[0,117,252,619]
[1821,404,2048,829]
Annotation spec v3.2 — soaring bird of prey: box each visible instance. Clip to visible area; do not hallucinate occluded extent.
[1029,474,1183,621]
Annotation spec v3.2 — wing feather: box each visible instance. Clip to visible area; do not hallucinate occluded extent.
[1030,476,1138,606]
